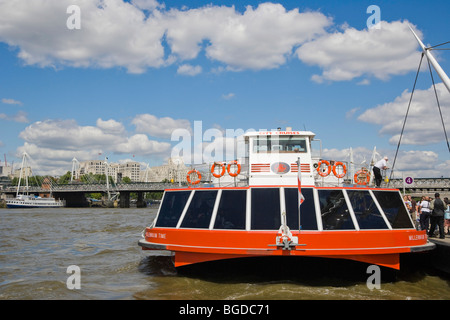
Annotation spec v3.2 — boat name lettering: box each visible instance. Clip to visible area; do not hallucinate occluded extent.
[409,234,425,240]
[146,232,166,239]
[258,131,302,135]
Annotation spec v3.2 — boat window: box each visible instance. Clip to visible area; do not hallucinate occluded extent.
[284,188,317,230]
[251,188,281,230]
[180,190,218,228]
[318,190,355,230]
[155,191,191,228]
[253,136,307,153]
[346,190,388,229]
[372,191,414,229]
[214,190,247,230]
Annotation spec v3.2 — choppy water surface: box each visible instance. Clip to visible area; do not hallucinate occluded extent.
[0,207,449,300]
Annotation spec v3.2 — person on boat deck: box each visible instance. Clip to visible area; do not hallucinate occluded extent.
[429,193,446,239]
[419,196,432,232]
[373,156,388,187]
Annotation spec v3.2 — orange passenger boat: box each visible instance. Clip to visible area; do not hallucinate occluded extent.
[138,129,435,270]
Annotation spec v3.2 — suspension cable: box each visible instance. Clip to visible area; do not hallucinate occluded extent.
[388,53,424,184]
[426,56,450,153]
[427,41,450,49]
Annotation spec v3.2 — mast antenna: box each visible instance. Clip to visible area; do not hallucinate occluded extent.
[409,25,450,93]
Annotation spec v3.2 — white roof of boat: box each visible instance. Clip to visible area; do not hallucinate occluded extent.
[244,130,316,138]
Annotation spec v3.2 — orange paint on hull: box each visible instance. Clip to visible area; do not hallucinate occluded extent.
[141,227,430,269]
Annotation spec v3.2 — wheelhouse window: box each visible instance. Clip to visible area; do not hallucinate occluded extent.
[214,190,247,230]
[346,190,389,229]
[253,136,307,153]
[318,189,355,230]
[372,191,414,229]
[155,191,191,228]
[180,190,218,228]
[251,188,280,230]
[284,188,317,230]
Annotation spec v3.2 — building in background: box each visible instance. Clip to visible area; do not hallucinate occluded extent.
[75,158,188,183]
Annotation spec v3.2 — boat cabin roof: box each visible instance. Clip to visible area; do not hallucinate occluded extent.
[244,129,316,139]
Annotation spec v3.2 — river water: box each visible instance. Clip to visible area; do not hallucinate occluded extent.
[1,207,449,301]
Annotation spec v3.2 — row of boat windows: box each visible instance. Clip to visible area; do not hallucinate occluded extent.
[154,188,414,230]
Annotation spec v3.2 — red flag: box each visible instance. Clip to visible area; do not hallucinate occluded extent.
[298,157,305,206]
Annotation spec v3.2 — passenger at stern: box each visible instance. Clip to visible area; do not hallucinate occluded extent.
[429,193,446,239]
[373,156,388,187]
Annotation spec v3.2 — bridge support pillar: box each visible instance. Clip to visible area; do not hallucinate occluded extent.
[56,192,89,207]
[136,192,147,208]
[119,191,130,208]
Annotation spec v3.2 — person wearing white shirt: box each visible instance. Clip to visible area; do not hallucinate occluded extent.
[373,156,388,187]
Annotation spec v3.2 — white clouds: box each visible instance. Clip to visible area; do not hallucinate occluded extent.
[16,116,175,174]
[0,110,29,123]
[358,83,450,145]
[132,113,191,138]
[1,97,28,122]
[222,93,235,100]
[0,0,166,73]
[296,21,421,82]
[96,118,125,135]
[2,98,23,105]
[0,1,425,81]
[165,3,332,70]
[177,64,202,76]
[322,146,446,178]
[0,1,331,74]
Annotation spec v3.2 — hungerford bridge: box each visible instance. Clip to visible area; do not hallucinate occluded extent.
[2,177,449,208]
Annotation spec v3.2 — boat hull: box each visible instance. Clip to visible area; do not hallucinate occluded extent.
[139,228,434,270]
[6,203,64,208]
[6,198,65,208]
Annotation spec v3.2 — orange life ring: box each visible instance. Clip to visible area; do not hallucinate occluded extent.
[332,161,347,179]
[186,169,201,185]
[317,160,331,177]
[211,162,226,178]
[227,160,241,177]
[354,169,370,185]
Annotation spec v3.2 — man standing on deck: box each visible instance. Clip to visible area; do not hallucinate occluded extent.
[373,156,388,187]
[429,193,446,239]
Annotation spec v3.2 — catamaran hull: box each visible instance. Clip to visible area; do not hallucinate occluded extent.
[139,228,434,270]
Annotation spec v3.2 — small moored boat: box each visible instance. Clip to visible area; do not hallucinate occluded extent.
[6,194,64,208]
[6,152,65,209]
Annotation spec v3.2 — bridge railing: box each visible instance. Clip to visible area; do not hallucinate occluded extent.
[3,182,185,193]
[388,178,450,188]
[3,178,448,194]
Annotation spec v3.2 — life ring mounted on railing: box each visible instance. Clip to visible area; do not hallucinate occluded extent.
[317,160,331,177]
[332,161,347,179]
[211,162,226,178]
[227,160,241,177]
[354,169,370,185]
[186,169,201,185]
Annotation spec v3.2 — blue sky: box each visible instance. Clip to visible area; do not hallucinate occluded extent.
[0,0,449,178]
